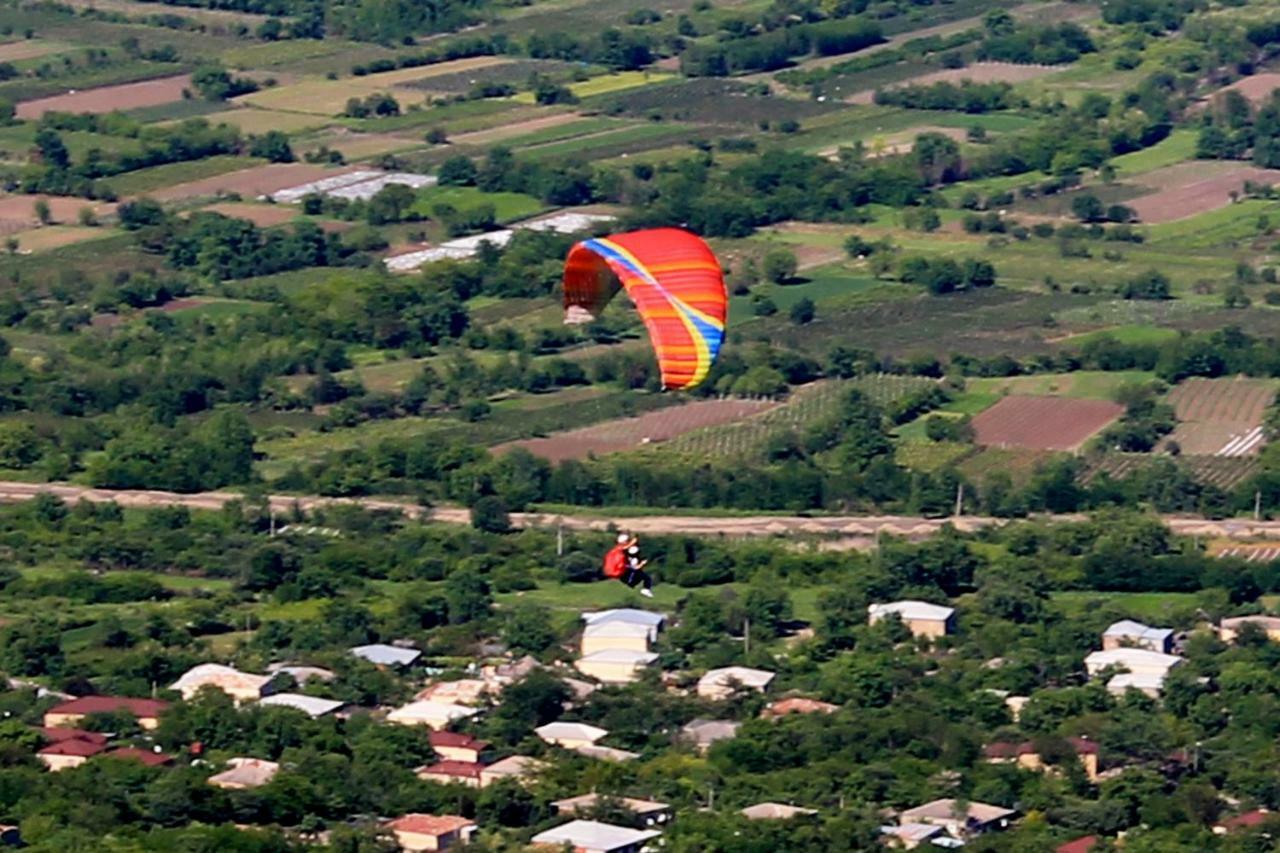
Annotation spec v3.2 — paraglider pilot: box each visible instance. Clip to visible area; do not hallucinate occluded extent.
[603,533,654,598]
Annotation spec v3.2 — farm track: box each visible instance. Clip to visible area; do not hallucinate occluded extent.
[6,480,1280,543]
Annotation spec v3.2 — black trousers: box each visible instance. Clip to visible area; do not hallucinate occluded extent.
[622,567,652,590]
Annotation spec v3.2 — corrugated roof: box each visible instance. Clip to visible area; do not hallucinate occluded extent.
[536,722,608,744]
[531,819,660,850]
[386,813,475,836]
[868,600,955,622]
[349,644,421,667]
[258,693,344,718]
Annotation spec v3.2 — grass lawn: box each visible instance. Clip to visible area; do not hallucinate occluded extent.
[1057,324,1181,347]
[1110,129,1198,178]
[511,70,676,104]
[185,108,331,135]
[105,156,265,196]
[1145,199,1280,248]
[1052,590,1200,620]
[412,185,544,222]
[170,298,274,319]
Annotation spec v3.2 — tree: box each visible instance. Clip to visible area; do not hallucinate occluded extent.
[762,249,798,284]
[249,131,294,163]
[470,495,510,533]
[33,198,50,225]
[191,64,255,101]
[445,566,493,624]
[501,603,557,655]
[438,156,478,187]
[1071,193,1106,222]
[366,182,417,225]
[789,297,815,325]
[34,128,68,169]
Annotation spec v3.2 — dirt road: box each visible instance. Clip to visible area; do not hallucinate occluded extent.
[1,481,1279,543]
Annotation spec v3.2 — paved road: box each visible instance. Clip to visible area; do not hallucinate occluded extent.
[2,481,1280,543]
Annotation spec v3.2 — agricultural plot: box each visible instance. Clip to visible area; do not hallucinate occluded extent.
[0,39,71,62]
[104,155,263,196]
[1208,73,1280,107]
[6,225,110,253]
[183,108,329,135]
[967,370,1155,399]
[494,397,780,462]
[1126,162,1280,224]
[15,73,192,119]
[1163,377,1277,457]
[956,445,1055,484]
[512,70,676,105]
[298,130,420,161]
[970,395,1123,451]
[55,0,277,29]
[411,185,543,222]
[600,79,843,125]
[848,62,1062,104]
[0,195,115,233]
[1215,544,1280,562]
[144,163,364,202]
[1086,453,1260,491]
[399,59,576,93]
[447,111,584,147]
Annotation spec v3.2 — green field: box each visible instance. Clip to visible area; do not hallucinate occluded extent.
[967,370,1157,399]
[411,185,544,222]
[105,155,265,196]
[1052,590,1201,620]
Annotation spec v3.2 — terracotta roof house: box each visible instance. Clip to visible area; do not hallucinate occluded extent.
[531,819,660,853]
[536,721,608,749]
[1056,837,1100,853]
[696,666,774,700]
[386,700,481,730]
[105,747,173,767]
[552,793,672,826]
[415,760,484,788]
[680,719,740,753]
[760,697,840,719]
[385,813,477,851]
[37,737,107,771]
[428,730,490,764]
[208,758,280,790]
[1220,615,1280,643]
[1214,809,1271,835]
[898,799,1016,838]
[868,600,955,639]
[34,726,107,747]
[1102,620,1173,653]
[740,802,818,820]
[171,664,270,703]
[983,737,1100,782]
[880,822,944,849]
[43,696,169,731]
[479,755,546,788]
[349,643,421,668]
[257,693,345,718]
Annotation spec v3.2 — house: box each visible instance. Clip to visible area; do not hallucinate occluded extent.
[1084,648,1182,696]
[530,819,660,853]
[416,679,489,706]
[257,693,345,718]
[680,719,740,753]
[1056,837,1100,853]
[171,664,270,703]
[207,758,280,790]
[760,697,839,719]
[265,663,335,684]
[1214,808,1271,835]
[34,727,107,747]
[880,823,944,849]
[37,737,107,771]
[582,609,665,639]
[740,803,817,820]
[1220,615,1280,643]
[1102,620,1173,653]
[536,721,608,749]
[349,643,421,668]
[479,755,546,788]
[480,655,540,690]
[385,814,477,852]
[428,731,489,764]
[386,700,481,730]
[1105,672,1170,698]
[867,600,956,638]
[582,620,654,656]
[43,696,169,731]
[898,799,1016,838]
[105,747,173,767]
[983,737,1099,782]
[570,744,640,763]
[415,760,484,788]
[696,666,774,700]
[552,793,672,827]
[576,650,659,685]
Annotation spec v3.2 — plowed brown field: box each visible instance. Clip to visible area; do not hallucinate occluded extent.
[970,395,1123,450]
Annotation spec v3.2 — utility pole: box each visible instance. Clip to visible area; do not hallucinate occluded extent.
[1256,489,1263,521]
[954,482,964,517]
[556,523,564,557]
[269,508,276,536]
[743,617,750,657]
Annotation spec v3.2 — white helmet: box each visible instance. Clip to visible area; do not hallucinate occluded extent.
[627,545,639,555]
[617,533,631,545]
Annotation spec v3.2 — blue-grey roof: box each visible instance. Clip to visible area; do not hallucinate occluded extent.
[349,644,421,667]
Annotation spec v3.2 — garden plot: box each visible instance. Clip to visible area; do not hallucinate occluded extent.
[146,163,364,202]
[0,39,71,62]
[0,195,115,233]
[447,112,584,147]
[1162,377,1277,457]
[385,209,616,273]
[848,62,1061,104]
[601,78,841,125]
[970,395,1123,451]
[16,74,191,119]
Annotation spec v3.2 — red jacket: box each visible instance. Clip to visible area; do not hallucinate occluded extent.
[603,545,627,578]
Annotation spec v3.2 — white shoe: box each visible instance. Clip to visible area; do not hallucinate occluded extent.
[640,588,654,598]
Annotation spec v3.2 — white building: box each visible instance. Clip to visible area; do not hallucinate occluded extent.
[386,700,480,730]
[530,820,659,853]
[696,666,775,700]
[868,600,956,638]
[170,664,270,703]
[1102,620,1174,653]
[257,693,344,718]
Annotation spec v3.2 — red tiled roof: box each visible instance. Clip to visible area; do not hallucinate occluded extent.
[1056,836,1098,853]
[418,760,483,779]
[984,738,1098,759]
[48,696,169,719]
[38,738,107,757]
[35,727,107,746]
[765,698,839,716]
[1220,810,1270,831]
[386,814,475,836]
[429,730,490,751]
[104,747,172,766]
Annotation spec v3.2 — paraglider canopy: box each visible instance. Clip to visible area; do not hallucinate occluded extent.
[562,228,727,391]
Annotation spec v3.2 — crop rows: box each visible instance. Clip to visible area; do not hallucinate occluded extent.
[661,374,938,460]
[1085,453,1260,490]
